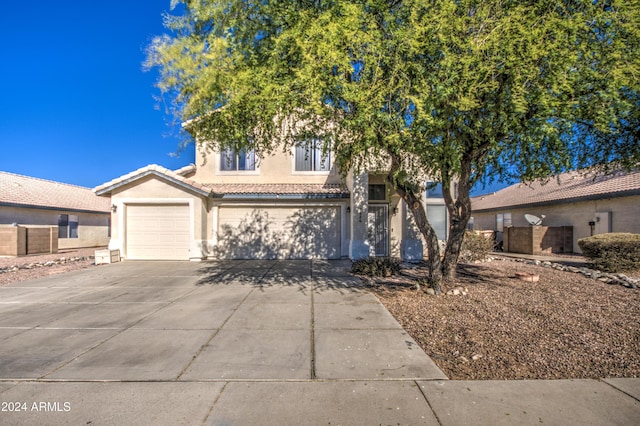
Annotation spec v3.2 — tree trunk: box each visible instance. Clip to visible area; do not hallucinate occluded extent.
[440,154,474,285]
[386,153,444,294]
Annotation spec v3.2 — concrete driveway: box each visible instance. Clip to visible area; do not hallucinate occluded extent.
[0,260,447,424]
[2,260,639,425]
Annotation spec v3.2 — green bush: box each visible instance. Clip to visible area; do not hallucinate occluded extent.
[459,230,494,263]
[351,256,401,277]
[578,233,640,272]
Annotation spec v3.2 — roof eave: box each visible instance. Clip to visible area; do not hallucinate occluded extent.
[211,193,350,200]
[472,189,640,213]
[94,170,210,198]
[0,201,110,215]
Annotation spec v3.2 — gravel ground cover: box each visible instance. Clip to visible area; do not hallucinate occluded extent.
[369,258,640,380]
[0,247,101,286]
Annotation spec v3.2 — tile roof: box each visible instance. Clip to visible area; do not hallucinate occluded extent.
[472,168,640,212]
[205,183,349,196]
[93,164,350,199]
[93,164,210,196]
[0,171,111,213]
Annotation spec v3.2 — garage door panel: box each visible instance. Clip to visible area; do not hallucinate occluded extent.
[218,207,340,259]
[126,204,190,260]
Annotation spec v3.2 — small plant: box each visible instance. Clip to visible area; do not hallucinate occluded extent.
[351,256,401,277]
[459,230,494,263]
[578,233,640,272]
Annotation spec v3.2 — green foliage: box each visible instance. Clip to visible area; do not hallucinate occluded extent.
[351,257,402,277]
[147,0,640,284]
[578,233,640,272]
[459,231,495,263]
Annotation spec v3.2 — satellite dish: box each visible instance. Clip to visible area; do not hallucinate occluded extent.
[525,214,546,226]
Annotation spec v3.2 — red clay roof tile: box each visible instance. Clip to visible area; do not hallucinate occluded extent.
[204,183,349,195]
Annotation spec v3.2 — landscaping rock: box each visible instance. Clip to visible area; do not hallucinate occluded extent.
[515,272,540,282]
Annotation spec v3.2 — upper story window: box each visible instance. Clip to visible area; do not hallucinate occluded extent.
[220,148,256,172]
[294,139,330,172]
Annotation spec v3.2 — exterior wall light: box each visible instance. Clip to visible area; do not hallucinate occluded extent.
[111,204,118,213]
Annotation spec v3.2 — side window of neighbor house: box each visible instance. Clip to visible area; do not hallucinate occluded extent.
[467,216,475,230]
[58,214,79,238]
[496,213,512,232]
[295,139,330,172]
[220,148,256,171]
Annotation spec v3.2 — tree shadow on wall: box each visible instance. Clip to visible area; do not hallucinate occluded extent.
[214,209,283,260]
[214,207,339,260]
[197,207,341,286]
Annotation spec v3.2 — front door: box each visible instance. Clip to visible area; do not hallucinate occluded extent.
[368,204,389,256]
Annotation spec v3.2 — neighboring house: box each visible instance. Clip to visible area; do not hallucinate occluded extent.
[0,171,111,250]
[94,142,432,261]
[470,169,640,253]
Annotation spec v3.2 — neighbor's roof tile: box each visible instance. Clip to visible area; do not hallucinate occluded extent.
[0,171,111,213]
[205,183,349,196]
[471,169,640,212]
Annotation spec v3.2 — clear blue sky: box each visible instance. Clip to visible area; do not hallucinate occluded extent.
[0,1,506,195]
[0,1,194,188]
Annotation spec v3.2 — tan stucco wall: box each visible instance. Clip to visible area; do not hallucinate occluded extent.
[0,205,109,249]
[108,175,209,259]
[471,195,640,253]
[192,145,343,185]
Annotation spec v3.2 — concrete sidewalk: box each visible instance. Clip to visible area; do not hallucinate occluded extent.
[0,260,638,425]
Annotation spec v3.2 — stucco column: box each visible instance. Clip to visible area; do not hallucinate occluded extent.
[401,200,424,261]
[349,172,371,259]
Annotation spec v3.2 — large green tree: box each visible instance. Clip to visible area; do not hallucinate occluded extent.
[148,0,640,291]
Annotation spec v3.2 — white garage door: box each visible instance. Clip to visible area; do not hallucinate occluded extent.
[125,204,190,260]
[218,206,341,259]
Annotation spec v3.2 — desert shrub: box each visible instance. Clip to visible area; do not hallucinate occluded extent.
[578,233,640,272]
[459,230,494,263]
[351,256,401,277]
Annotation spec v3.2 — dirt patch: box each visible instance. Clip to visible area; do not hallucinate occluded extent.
[0,248,103,286]
[369,258,640,380]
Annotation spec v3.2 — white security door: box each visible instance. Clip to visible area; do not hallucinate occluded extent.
[217,206,341,259]
[125,204,190,260]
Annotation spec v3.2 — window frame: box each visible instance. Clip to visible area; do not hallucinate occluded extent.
[496,213,512,232]
[217,147,259,175]
[58,214,79,239]
[292,139,332,175]
[368,184,387,202]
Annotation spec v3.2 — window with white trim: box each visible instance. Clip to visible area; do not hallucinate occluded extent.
[426,204,447,241]
[295,139,330,172]
[220,148,256,171]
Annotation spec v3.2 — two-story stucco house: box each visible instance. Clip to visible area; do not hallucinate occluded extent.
[94,142,429,261]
